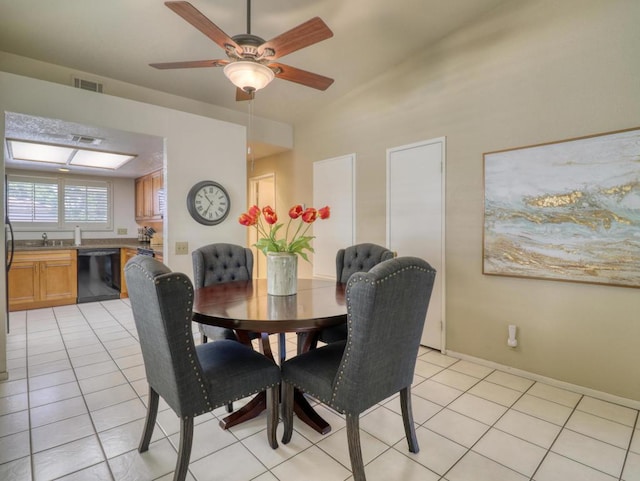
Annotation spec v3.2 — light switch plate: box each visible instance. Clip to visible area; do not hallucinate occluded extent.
[175,241,189,255]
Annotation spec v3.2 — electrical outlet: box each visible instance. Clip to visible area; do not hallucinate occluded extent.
[175,241,189,255]
[117,227,127,235]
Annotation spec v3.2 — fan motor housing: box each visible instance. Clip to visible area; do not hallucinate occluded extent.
[231,34,266,58]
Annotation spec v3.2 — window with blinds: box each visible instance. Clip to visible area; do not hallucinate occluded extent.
[7,178,59,223]
[7,175,112,231]
[64,182,109,223]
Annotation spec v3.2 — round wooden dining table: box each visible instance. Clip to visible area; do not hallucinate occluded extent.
[192,278,347,434]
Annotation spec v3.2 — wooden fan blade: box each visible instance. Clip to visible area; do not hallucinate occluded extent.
[258,17,333,60]
[270,62,334,91]
[165,1,241,54]
[149,59,228,69]
[236,88,255,101]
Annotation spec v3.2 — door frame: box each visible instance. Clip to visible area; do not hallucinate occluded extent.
[312,154,356,279]
[386,137,446,351]
[248,173,276,278]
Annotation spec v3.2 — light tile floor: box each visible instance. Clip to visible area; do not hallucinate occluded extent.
[1,299,639,481]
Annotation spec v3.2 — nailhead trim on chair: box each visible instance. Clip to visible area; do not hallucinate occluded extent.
[133,263,279,415]
[286,265,432,413]
[158,274,215,413]
[171,275,279,411]
[329,264,430,411]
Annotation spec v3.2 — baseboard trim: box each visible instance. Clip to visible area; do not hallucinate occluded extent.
[444,350,640,411]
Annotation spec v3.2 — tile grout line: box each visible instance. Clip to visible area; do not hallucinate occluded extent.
[6,308,639,481]
[528,392,583,480]
[48,305,117,481]
[21,303,153,479]
[91,300,264,479]
[436,359,525,480]
[22,312,35,481]
[618,409,639,481]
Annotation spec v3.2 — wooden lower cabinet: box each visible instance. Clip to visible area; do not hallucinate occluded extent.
[120,249,163,298]
[8,250,78,311]
[119,248,138,298]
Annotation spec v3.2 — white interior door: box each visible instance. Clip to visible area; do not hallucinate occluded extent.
[249,174,275,278]
[387,138,445,350]
[313,154,355,279]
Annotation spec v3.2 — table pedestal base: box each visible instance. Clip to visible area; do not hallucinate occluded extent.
[219,330,332,434]
[218,388,330,435]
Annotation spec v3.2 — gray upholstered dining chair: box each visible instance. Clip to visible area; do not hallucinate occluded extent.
[335,242,395,283]
[281,256,436,481]
[317,243,395,345]
[192,243,254,344]
[193,243,259,413]
[125,255,280,481]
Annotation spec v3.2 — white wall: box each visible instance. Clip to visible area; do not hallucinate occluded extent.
[0,71,247,379]
[0,51,293,158]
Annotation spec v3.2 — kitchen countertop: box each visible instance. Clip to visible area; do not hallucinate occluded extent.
[14,238,164,256]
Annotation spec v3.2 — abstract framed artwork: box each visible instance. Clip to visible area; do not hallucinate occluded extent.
[483,127,640,288]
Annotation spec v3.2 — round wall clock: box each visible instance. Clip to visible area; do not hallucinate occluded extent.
[186,180,231,226]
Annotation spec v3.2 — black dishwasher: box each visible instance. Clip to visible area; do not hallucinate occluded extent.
[77,248,121,303]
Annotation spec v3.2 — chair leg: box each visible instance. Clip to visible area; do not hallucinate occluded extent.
[400,387,419,453]
[226,402,234,413]
[266,386,279,449]
[173,416,194,481]
[281,382,295,444]
[201,333,208,344]
[138,386,159,453]
[346,414,366,481]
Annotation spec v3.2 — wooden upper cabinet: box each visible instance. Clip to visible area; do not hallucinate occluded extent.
[135,169,164,222]
[135,177,145,219]
[151,170,164,218]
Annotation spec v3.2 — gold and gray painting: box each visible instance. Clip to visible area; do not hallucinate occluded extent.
[483,128,640,288]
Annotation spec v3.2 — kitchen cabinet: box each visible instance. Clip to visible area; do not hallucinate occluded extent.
[120,249,163,298]
[135,169,164,222]
[119,247,138,298]
[8,250,78,311]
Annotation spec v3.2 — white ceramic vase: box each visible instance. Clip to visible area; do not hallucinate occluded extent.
[267,252,297,296]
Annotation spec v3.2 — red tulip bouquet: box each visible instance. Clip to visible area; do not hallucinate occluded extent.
[239,204,330,261]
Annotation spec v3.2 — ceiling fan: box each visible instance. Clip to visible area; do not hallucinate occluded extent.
[150,1,334,100]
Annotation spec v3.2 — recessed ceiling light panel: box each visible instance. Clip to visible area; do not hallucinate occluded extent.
[70,150,135,170]
[9,140,74,164]
[7,138,136,171]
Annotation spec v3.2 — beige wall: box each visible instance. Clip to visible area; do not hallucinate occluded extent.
[257,0,640,401]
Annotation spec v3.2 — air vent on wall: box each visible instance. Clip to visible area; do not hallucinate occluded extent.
[72,76,104,93]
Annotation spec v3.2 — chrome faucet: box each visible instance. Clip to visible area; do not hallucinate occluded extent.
[42,232,48,246]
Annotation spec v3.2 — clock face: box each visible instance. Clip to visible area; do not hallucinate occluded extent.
[187,181,230,225]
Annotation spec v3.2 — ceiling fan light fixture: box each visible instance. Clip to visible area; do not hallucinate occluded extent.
[223,61,274,92]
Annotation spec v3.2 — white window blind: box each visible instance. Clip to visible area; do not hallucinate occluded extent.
[7,177,59,223]
[64,182,109,223]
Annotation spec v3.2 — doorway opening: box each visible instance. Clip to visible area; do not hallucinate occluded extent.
[248,173,276,278]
